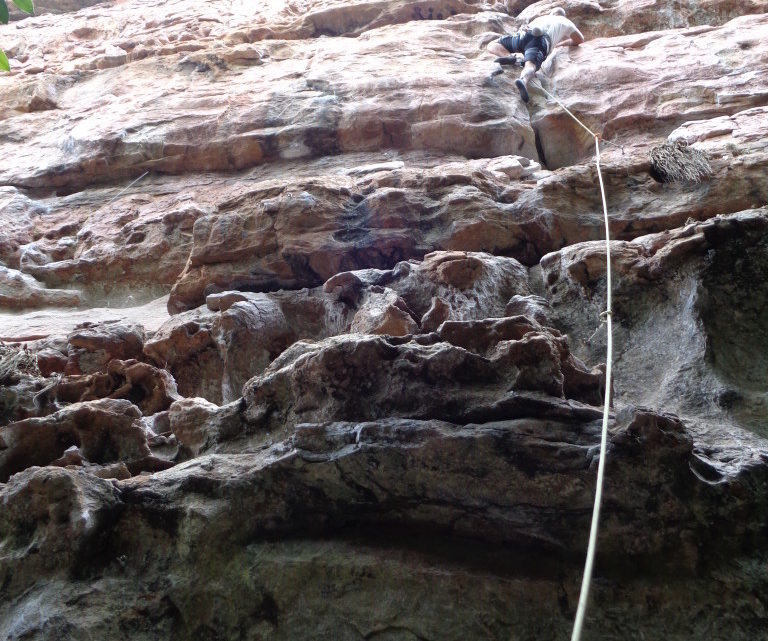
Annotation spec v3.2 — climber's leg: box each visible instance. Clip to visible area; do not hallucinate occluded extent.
[515,60,537,102]
[515,44,547,103]
[486,40,512,58]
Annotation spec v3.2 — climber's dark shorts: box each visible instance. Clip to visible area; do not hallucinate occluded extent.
[498,32,550,70]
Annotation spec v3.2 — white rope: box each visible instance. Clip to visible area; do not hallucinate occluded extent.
[533,80,614,641]
[569,135,613,641]
[537,84,595,140]
[103,171,150,207]
[73,171,150,223]
[537,83,623,153]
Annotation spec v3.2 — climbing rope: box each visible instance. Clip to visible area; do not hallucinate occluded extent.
[79,170,151,223]
[535,81,614,641]
[104,171,150,207]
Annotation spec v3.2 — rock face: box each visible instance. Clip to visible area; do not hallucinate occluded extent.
[2,1,768,640]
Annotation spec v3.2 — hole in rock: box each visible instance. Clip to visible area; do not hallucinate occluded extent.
[534,128,548,170]
[55,185,82,197]
[698,236,768,435]
[126,383,147,407]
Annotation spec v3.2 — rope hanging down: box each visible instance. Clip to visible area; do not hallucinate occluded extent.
[535,81,614,641]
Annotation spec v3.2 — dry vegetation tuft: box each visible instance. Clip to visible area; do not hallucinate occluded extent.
[0,343,40,385]
[650,139,713,183]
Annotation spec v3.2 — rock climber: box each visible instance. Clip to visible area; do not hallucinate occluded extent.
[486,7,584,103]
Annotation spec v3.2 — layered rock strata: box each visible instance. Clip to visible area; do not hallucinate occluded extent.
[2,1,768,640]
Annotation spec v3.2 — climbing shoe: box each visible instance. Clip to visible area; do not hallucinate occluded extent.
[515,79,529,103]
[494,56,522,67]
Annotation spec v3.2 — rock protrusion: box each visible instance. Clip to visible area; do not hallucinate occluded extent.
[0,397,177,482]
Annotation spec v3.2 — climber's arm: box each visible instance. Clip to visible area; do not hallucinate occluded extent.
[569,27,585,45]
[553,20,585,47]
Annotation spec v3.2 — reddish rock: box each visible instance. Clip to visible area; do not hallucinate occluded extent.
[166,164,545,313]
[89,461,132,480]
[0,2,767,639]
[236,0,499,40]
[35,347,69,376]
[0,9,534,191]
[57,359,181,416]
[205,290,267,312]
[0,7,765,319]
[516,0,766,38]
[0,265,82,310]
[147,252,531,403]
[211,297,296,403]
[530,16,768,168]
[20,198,205,305]
[65,321,145,375]
[143,307,224,403]
[420,296,451,332]
[350,287,420,336]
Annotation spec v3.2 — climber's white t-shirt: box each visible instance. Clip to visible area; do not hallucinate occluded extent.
[528,15,581,47]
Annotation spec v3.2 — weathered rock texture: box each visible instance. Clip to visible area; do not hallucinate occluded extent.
[2,0,768,640]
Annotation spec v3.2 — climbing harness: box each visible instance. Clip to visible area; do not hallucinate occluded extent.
[534,80,614,641]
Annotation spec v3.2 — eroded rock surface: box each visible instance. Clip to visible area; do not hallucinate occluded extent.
[1,398,149,482]
[1,0,768,639]
[146,251,530,403]
[540,209,768,451]
[0,265,82,309]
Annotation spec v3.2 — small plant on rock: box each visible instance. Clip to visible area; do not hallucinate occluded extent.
[649,139,713,183]
[0,343,40,384]
[1,0,34,71]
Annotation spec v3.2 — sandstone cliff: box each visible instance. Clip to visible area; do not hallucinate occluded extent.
[1,1,767,639]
